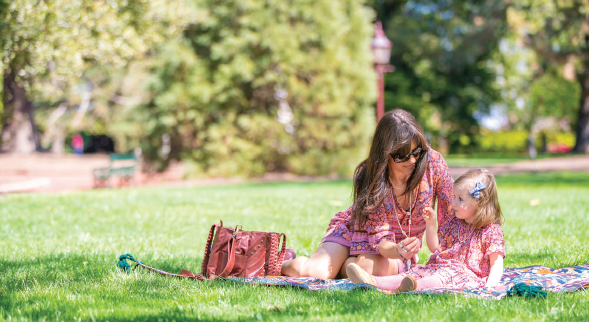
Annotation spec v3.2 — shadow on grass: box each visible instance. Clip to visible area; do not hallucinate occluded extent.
[91,284,388,321]
[0,252,380,322]
[0,252,204,294]
[3,252,589,321]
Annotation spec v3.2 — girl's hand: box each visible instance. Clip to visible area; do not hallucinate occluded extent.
[423,207,436,225]
[423,206,440,252]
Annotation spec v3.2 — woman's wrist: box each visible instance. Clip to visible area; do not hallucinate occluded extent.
[377,240,400,259]
[396,243,410,259]
[395,244,402,258]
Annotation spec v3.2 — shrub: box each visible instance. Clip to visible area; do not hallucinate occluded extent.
[117,0,377,177]
[477,130,575,154]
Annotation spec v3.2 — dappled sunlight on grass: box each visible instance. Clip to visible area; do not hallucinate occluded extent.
[1,172,588,321]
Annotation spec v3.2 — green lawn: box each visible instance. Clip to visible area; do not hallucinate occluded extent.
[444,154,563,167]
[1,172,589,321]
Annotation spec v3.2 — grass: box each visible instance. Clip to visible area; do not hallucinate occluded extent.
[444,153,564,167]
[1,172,589,321]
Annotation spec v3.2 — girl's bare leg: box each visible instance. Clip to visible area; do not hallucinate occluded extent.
[281,242,350,280]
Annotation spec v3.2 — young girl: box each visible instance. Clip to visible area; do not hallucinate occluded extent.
[347,168,505,292]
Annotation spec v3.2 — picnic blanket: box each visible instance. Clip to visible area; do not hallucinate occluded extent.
[226,264,589,300]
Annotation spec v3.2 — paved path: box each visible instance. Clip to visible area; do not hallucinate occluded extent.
[0,153,184,193]
[447,155,589,178]
[1,153,588,193]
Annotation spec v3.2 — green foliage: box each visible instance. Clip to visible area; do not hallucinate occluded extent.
[0,0,185,102]
[0,0,7,122]
[551,131,576,148]
[508,0,589,152]
[0,0,188,153]
[118,0,377,176]
[1,173,589,320]
[495,39,581,132]
[477,130,575,154]
[0,81,3,120]
[528,69,580,128]
[479,131,529,154]
[373,0,507,153]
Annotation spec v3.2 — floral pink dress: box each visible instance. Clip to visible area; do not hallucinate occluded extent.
[404,217,506,288]
[321,149,454,263]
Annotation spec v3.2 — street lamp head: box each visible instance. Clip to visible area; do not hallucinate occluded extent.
[371,21,392,65]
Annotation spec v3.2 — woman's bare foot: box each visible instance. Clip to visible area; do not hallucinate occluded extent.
[346,263,377,286]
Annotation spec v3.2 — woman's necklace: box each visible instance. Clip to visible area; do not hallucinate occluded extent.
[390,180,412,219]
[390,178,406,190]
[389,179,413,270]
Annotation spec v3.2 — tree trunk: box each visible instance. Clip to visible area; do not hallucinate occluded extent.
[50,127,66,155]
[1,73,41,153]
[528,133,537,159]
[46,102,68,155]
[573,71,589,153]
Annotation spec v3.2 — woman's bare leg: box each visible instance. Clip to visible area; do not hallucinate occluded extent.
[281,242,350,280]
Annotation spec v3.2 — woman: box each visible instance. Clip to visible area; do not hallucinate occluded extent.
[281,109,454,279]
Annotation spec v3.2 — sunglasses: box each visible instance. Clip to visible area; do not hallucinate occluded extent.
[391,147,423,163]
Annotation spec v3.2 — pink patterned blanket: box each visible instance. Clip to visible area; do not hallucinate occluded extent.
[227,265,589,299]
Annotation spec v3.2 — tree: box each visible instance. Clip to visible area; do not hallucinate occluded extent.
[115,0,377,176]
[509,0,589,153]
[492,33,580,157]
[0,0,6,120]
[372,0,507,154]
[0,0,187,153]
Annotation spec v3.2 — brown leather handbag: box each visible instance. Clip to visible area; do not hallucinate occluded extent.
[117,221,287,279]
[201,221,287,278]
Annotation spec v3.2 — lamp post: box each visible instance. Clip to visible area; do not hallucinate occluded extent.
[371,21,395,121]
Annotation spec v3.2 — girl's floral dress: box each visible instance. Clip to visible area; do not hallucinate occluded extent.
[404,216,506,288]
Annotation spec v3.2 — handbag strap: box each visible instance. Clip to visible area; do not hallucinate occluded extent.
[267,233,287,275]
[200,223,219,276]
[117,254,205,280]
[277,233,287,273]
[217,235,237,278]
[204,224,240,279]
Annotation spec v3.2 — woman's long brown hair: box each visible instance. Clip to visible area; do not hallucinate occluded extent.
[351,109,430,228]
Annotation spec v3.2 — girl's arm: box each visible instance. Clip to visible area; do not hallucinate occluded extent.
[422,207,439,253]
[485,253,504,288]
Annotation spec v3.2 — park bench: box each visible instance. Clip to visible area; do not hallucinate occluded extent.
[92,153,138,188]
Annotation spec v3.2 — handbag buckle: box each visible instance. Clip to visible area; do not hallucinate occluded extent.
[232,225,242,238]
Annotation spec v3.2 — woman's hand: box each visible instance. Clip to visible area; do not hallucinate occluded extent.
[423,207,436,226]
[398,236,420,259]
[378,238,419,260]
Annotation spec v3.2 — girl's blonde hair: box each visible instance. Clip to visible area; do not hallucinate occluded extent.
[454,168,504,229]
